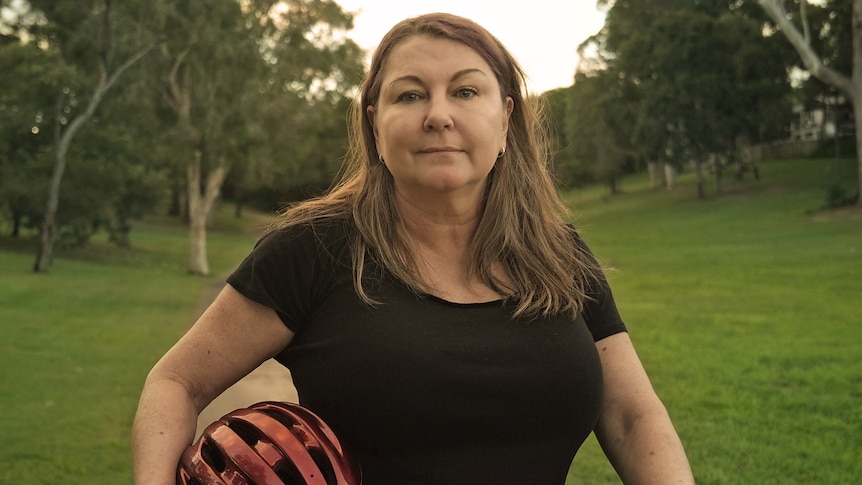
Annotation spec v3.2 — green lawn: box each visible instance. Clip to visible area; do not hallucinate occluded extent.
[1,159,860,484]
[0,209,265,484]
[566,158,861,484]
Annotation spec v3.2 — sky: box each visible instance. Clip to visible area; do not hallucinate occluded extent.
[334,1,607,94]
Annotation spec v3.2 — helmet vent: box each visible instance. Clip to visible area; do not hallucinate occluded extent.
[228,420,261,447]
[262,408,297,429]
[273,460,305,485]
[308,447,338,485]
[200,440,227,473]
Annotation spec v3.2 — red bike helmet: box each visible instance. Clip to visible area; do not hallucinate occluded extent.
[177,401,360,485]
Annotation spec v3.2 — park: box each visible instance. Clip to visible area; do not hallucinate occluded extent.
[1,0,860,483]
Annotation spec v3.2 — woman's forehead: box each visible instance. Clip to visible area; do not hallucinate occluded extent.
[381,35,492,80]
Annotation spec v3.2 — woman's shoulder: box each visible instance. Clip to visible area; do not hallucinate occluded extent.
[561,223,593,255]
[258,215,355,263]
[263,215,354,243]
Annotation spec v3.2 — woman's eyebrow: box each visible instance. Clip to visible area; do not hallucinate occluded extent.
[387,68,489,88]
[450,68,488,81]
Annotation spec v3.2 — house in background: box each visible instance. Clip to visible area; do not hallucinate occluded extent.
[790,95,854,142]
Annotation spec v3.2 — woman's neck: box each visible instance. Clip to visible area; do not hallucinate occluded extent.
[394,191,507,304]
[394,189,480,254]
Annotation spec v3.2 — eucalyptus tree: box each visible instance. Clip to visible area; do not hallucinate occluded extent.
[150,0,363,276]
[757,0,861,206]
[13,0,159,272]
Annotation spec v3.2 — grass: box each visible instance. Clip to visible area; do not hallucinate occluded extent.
[1,159,860,483]
[565,158,861,484]
[0,206,265,484]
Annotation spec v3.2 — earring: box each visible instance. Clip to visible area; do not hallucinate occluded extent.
[378,154,385,164]
[497,148,505,159]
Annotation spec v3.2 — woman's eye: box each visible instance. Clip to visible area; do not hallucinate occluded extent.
[397,91,421,102]
[455,87,478,99]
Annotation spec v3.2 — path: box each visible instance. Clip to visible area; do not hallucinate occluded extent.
[192,214,299,437]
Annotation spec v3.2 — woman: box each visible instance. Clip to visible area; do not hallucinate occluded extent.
[132,12,694,484]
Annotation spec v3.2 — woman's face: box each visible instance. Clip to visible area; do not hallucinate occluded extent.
[368,35,513,207]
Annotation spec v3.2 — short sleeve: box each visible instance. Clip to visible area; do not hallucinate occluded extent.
[573,231,627,341]
[226,224,340,333]
[582,275,627,341]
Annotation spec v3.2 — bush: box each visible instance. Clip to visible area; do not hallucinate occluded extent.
[824,182,858,208]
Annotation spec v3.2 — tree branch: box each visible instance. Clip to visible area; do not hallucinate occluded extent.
[757,0,855,100]
[165,48,191,116]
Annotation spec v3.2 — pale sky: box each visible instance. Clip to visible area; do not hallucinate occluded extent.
[335,1,606,94]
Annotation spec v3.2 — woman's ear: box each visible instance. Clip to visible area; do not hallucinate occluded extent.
[502,97,514,136]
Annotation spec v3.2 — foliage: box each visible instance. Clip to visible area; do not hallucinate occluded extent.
[146,0,363,193]
[565,68,637,193]
[565,0,795,197]
[5,0,162,271]
[0,35,79,236]
[0,0,366,269]
[542,87,597,189]
[0,25,171,246]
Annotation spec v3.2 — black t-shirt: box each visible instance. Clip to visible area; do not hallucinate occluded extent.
[226,219,627,484]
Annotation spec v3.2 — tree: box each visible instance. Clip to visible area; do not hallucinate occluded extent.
[565,70,633,194]
[584,0,792,198]
[18,0,158,271]
[757,0,861,206]
[151,0,363,275]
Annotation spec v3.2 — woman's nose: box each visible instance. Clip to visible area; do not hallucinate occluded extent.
[423,96,454,131]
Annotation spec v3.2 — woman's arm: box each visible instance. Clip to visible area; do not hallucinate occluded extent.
[131,284,295,485]
[594,332,695,484]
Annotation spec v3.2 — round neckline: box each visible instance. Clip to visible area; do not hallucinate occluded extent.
[424,293,505,308]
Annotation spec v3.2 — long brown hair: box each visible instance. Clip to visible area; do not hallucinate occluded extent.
[270,12,602,318]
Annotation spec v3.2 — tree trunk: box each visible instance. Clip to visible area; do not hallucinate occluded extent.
[187,151,226,276]
[11,210,21,238]
[113,215,132,248]
[850,0,861,205]
[855,99,862,204]
[714,167,722,194]
[664,163,676,190]
[713,155,723,194]
[35,98,93,273]
[188,212,209,276]
[116,230,131,248]
[647,161,659,189]
[695,158,706,199]
[606,175,618,195]
[168,184,184,217]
